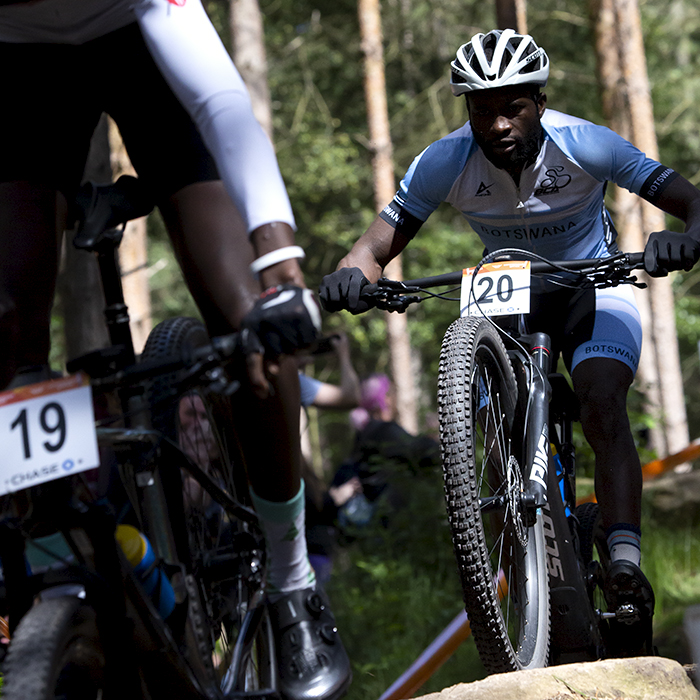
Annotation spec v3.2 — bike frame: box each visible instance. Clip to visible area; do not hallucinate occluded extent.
[501,320,605,663]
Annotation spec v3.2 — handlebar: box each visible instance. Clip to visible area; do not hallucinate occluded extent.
[359,251,646,313]
[87,332,242,395]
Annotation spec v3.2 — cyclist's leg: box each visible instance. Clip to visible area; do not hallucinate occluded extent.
[567,286,653,652]
[0,41,98,389]
[566,285,643,535]
[159,183,351,700]
[571,357,641,530]
[0,184,65,383]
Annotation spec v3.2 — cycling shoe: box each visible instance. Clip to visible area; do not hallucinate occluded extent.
[604,560,655,657]
[268,586,352,700]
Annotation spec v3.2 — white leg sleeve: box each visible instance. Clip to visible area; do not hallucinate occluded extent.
[134,0,295,233]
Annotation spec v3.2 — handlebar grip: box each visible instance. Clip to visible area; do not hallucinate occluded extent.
[354,283,380,309]
[627,252,644,268]
[360,283,379,298]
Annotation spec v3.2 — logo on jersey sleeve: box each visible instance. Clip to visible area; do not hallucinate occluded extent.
[475,182,494,197]
[534,166,571,196]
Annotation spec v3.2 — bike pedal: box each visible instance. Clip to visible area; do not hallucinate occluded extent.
[614,601,641,625]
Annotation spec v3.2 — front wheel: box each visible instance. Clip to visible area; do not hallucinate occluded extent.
[438,317,550,673]
[141,317,275,694]
[3,596,106,700]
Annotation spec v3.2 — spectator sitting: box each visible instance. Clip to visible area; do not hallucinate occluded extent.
[297,332,361,583]
[332,374,440,529]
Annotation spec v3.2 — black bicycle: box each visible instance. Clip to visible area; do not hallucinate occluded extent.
[0,176,277,699]
[356,249,648,673]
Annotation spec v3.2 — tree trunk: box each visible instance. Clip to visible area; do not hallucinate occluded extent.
[108,119,152,356]
[58,115,111,362]
[359,0,418,435]
[495,0,528,33]
[230,0,273,139]
[589,0,689,457]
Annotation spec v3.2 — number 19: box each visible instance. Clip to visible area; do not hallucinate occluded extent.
[11,402,67,460]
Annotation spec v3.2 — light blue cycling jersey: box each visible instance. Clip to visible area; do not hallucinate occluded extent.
[381,109,677,262]
[378,108,672,375]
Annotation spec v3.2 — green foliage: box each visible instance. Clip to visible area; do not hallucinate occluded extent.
[325,459,488,699]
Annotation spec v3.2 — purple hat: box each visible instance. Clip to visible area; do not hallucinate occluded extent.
[360,374,391,413]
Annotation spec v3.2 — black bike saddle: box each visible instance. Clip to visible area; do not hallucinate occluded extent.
[73,175,155,252]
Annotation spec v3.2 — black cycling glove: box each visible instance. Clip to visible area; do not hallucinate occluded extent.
[241,285,321,357]
[318,267,371,314]
[643,230,700,277]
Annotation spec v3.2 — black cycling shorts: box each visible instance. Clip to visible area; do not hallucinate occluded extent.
[525,283,641,375]
[0,22,218,203]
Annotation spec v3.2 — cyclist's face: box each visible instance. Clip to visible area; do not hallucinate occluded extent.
[467,86,546,175]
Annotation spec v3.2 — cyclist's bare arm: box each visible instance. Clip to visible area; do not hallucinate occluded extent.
[337,217,413,282]
[250,222,306,289]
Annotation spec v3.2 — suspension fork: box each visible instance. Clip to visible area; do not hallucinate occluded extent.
[519,332,552,512]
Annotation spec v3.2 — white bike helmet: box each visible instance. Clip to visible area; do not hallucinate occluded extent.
[450,29,549,96]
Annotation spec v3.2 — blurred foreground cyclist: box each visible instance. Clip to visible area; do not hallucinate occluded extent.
[0,1,351,696]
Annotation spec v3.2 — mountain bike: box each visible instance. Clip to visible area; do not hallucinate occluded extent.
[357,249,648,674]
[0,176,277,699]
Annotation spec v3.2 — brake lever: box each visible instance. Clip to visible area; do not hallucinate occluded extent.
[372,294,423,313]
[578,257,647,290]
[585,269,646,289]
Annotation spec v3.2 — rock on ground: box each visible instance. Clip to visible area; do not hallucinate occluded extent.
[414,657,699,700]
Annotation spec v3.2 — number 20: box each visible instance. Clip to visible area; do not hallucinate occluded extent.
[476,274,514,304]
[10,402,67,460]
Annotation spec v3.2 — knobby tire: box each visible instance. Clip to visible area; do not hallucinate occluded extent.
[438,316,550,672]
[3,596,105,700]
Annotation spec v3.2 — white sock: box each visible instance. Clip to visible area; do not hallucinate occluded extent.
[606,524,642,566]
[250,481,316,601]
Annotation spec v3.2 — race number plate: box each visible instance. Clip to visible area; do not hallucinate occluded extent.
[0,373,99,495]
[460,261,531,317]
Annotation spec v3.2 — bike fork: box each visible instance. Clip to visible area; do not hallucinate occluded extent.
[520,332,552,514]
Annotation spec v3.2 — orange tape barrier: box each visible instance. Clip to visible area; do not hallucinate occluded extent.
[577,439,700,504]
[641,439,700,480]
[378,440,700,700]
[377,610,472,700]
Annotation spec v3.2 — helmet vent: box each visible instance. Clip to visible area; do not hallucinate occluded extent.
[449,29,549,95]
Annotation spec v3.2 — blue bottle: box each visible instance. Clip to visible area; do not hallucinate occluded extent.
[116,525,176,619]
[339,493,375,528]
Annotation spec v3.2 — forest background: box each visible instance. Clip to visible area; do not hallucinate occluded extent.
[48,0,700,697]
